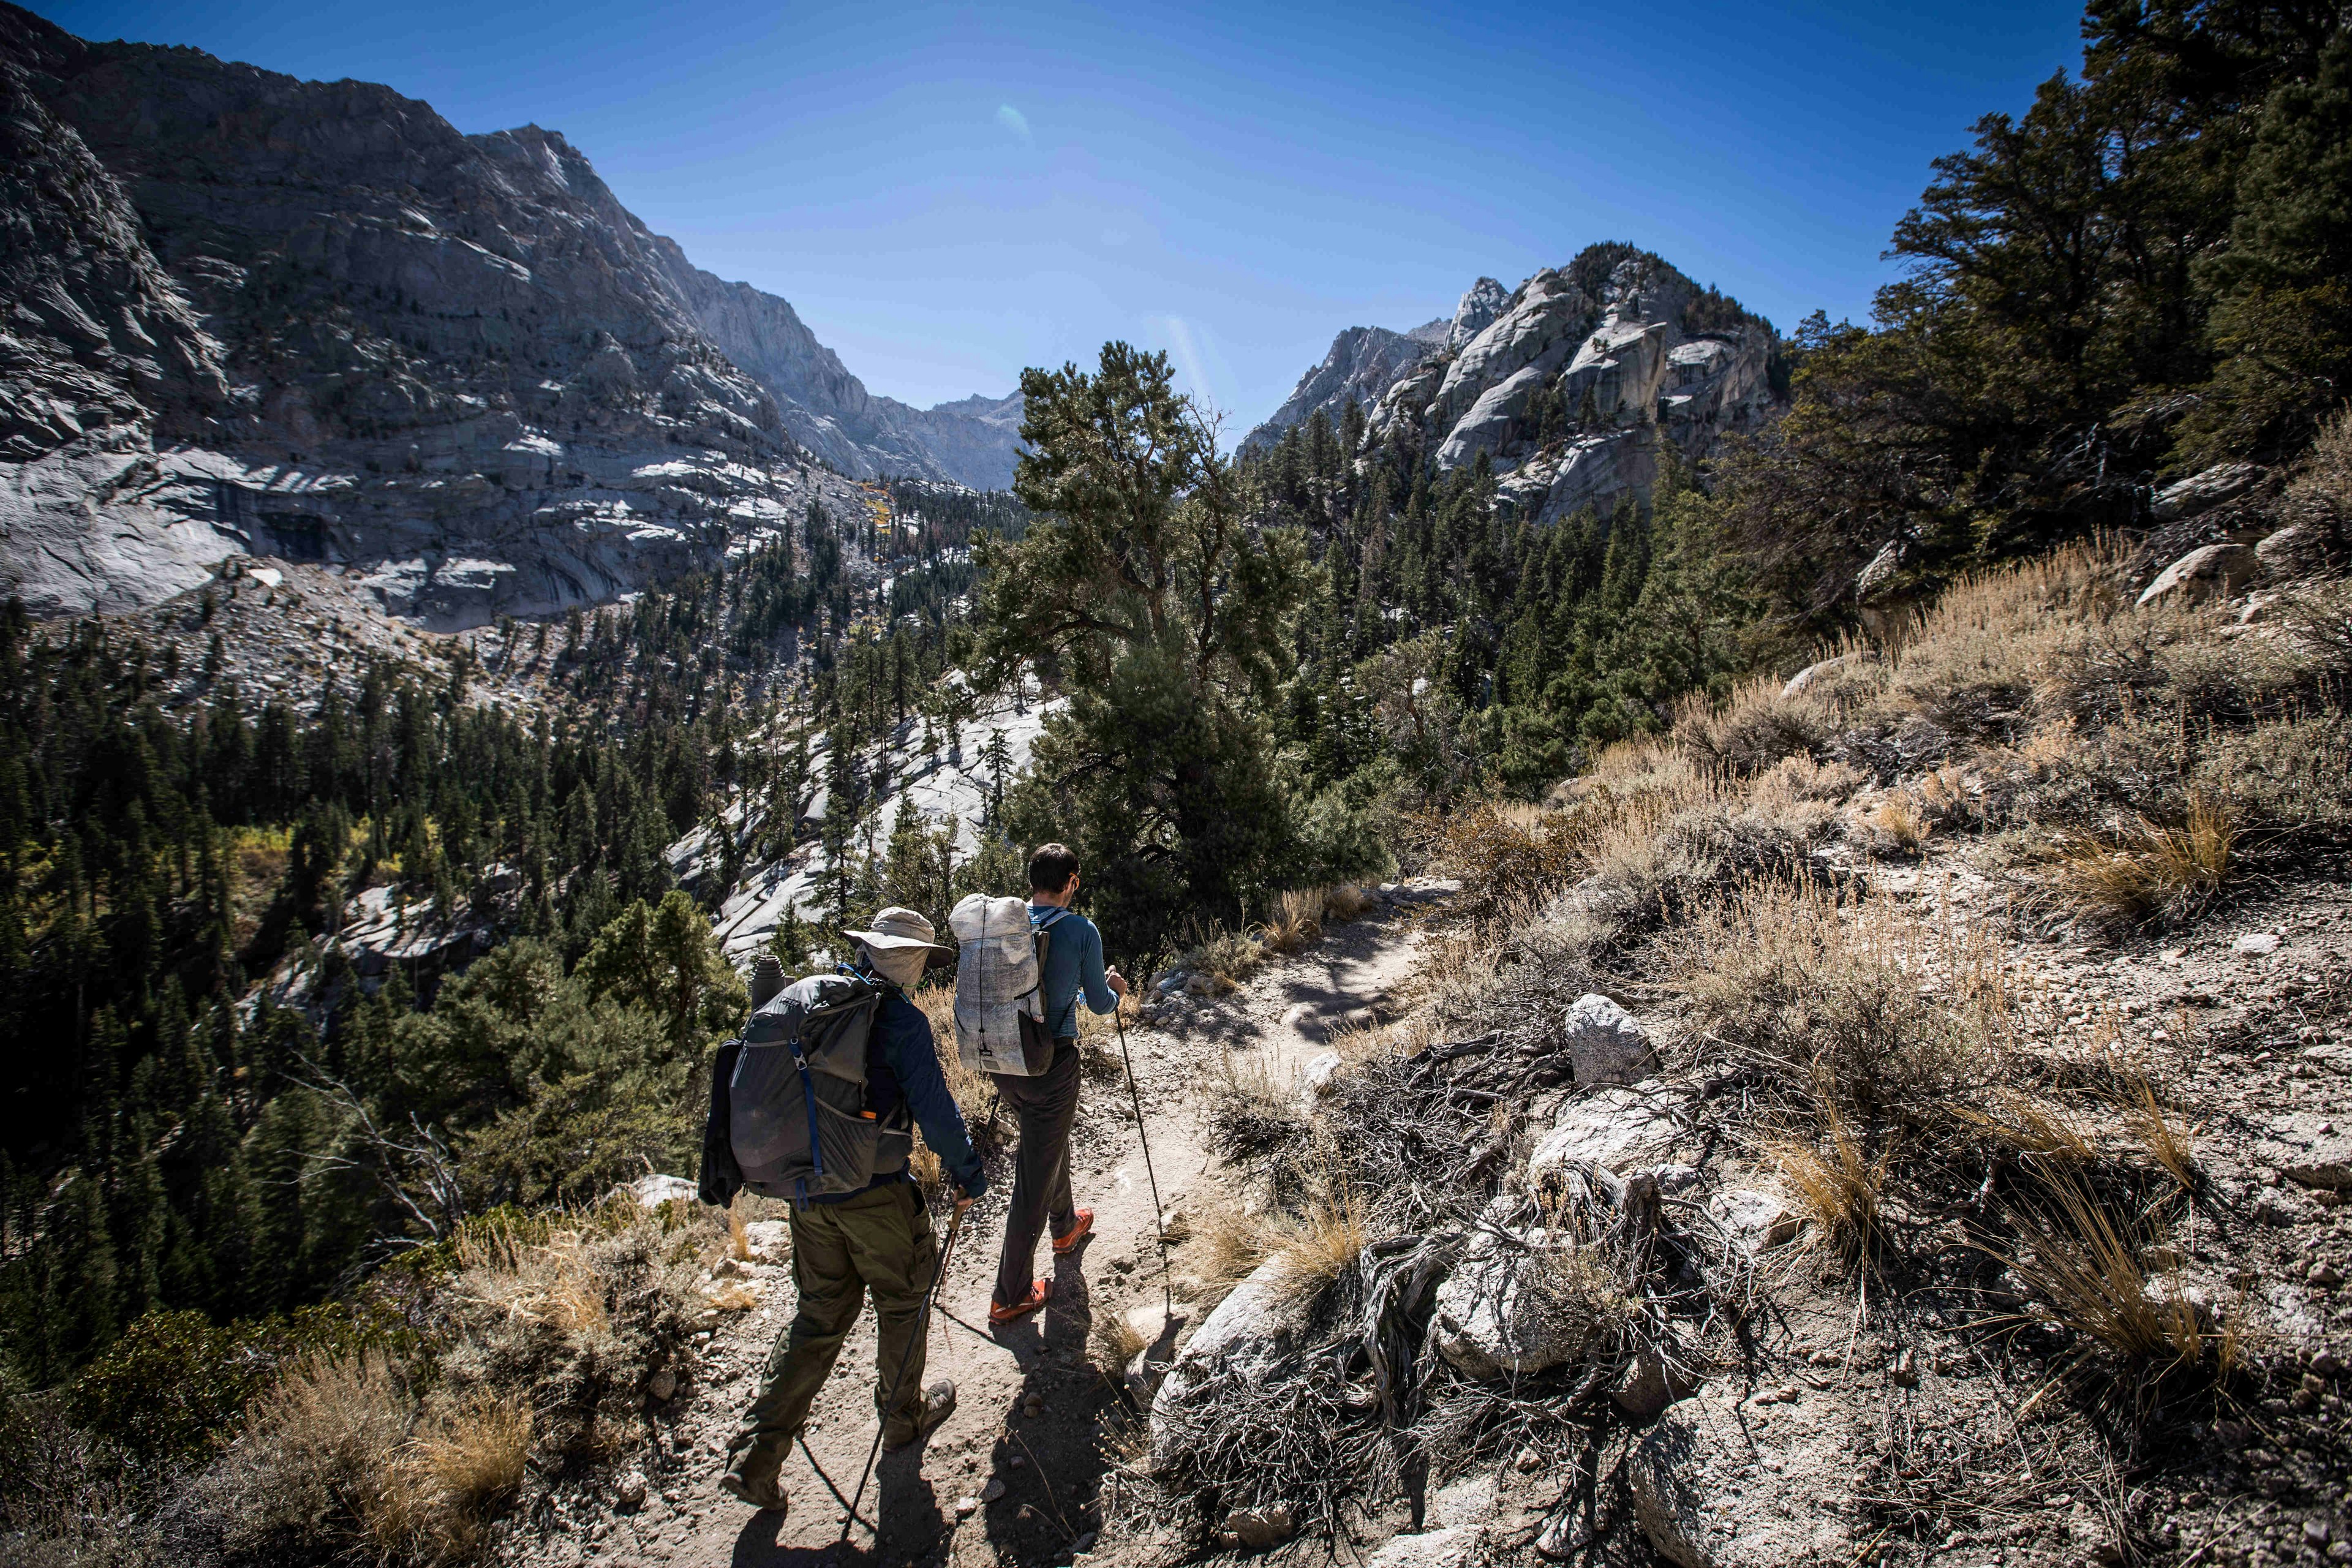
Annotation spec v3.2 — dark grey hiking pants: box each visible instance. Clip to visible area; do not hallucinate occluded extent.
[989,1038,1082,1307]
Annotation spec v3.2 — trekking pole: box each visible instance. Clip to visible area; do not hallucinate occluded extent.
[1114,1007,1175,1320]
[840,1196,968,1543]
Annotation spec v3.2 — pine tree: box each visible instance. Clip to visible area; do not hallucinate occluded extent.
[976,342,1324,951]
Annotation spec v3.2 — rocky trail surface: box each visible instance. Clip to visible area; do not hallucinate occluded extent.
[522,893,1449,1568]
[507,845,2352,1568]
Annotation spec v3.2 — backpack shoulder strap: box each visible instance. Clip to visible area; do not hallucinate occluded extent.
[1032,905,1068,972]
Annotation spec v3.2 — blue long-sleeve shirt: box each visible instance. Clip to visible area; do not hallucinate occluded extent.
[1031,904,1115,1039]
[813,974,987,1203]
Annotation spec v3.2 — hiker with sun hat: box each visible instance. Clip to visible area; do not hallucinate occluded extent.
[712,906,985,1517]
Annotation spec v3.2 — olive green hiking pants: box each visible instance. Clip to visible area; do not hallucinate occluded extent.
[733,1180,938,1463]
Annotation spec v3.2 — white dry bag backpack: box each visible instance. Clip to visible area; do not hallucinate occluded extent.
[948,894,1066,1076]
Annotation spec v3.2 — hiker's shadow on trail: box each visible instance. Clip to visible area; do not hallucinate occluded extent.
[974,1248,1113,1562]
[726,1512,835,1567]
[722,1452,946,1568]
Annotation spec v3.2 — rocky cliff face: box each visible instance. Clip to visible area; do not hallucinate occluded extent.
[0,4,1017,618]
[1242,277,1510,453]
[1258,249,1781,521]
[1241,322,1443,453]
[660,251,1022,489]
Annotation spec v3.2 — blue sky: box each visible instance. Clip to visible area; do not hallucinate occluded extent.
[34,0,2088,429]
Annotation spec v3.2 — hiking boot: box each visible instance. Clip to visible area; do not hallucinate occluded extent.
[1050,1208,1095,1255]
[881,1378,957,1452]
[718,1433,791,1513]
[988,1278,1051,1324]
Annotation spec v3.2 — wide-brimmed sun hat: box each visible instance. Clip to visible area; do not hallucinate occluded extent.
[843,906,954,967]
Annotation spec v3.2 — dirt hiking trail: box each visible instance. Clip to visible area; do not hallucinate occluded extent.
[581,891,1444,1568]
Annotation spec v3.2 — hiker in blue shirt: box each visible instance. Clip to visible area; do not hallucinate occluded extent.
[987,842,1128,1323]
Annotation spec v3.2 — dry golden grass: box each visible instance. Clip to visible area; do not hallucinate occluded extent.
[2054,789,2236,925]
[1205,1049,1302,1164]
[1673,875,1993,1126]
[1866,792,1930,854]
[1954,1088,2101,1166]
[1999,1170,2230,1376]
[912,982,1000,1137]
[1267,1192,1366,1308]
[1191,1187,1366,1308]
[726,1200,753,1262]
[454,1218,609,1337]
[707,1280,760,1313]
[1915,765,1975,826]
[1257,888,1324,955]
[363,1390,534,1560]
[2101,1066,2200,1193]
[1197,1200,1282,1287]
[1323,1013,1407,1065]
[412,1393,531,1517]
[1416,798,1588,921]
[222,1352,415,1557]
[1090,1307,1149,1371]
[1770,1108,1888,1263]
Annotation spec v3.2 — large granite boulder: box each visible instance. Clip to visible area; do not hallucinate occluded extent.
[1148,1256,1311,1473]
[1432,1223,1589,1377]
[1526,1084,1688,1182]
[2136,543,2254,609]
[1560,993,1656,1085]
[2256,520,2346,581]
[2152,462,2260,521]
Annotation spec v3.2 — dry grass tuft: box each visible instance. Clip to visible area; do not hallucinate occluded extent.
[1189,1188,1365,1310]
[1954,1088,2100,1166]
[2102,1067,2200,1192]
[1177,921,1265,990]
[2053,789,2236,925]
[1770,1108,1888,1263]
[913,982,1000,1139]
[1205,1050,1303,1165]
[1090,1307,1150,1372]
[2280,579,2352,668]
[454,1218,610,1338]
[1197,1200,1282,1287]
[1322,1013,1406,1064]
[707,1280,760,1313]
[1267,1193,1366,1308]
[1257,888,1324,956]
[1675,875,1989,1127]
[1998,1170,2229,1377]
[412,1392,531,1518]
[1865,792,1930,855]
[1418,799,1586,921]
[203,1352,414,1561]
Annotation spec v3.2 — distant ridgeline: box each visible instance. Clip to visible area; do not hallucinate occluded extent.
[0,1,1022,622]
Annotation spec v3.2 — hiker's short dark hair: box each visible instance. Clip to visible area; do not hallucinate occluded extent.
[1028,842,1081,894]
